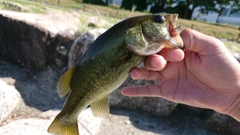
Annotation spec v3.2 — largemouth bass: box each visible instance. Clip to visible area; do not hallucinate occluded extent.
[48,13,184,135]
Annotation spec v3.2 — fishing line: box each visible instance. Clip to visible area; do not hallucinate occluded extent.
[79,120,93,135]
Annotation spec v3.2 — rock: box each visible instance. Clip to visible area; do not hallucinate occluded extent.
[0,59,65,113]
[0,60,102,134]
[110,77,177,116]
[87,17,111,28]
[68,28,106,68]
[78,108,103,135]
[0,108,102,135]
[68,29,177,116]
[205,112,240,135]
[0,79,22,125]
[1,1,27,12]
[0,10,80,69]
[97,107,218,135]
[0,118,54,135]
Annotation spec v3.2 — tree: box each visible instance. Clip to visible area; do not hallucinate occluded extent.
[171,0,239,19]
[120,0,135,11]
[229,0,240,14]
[135,0,148,11]
[170,0,216,19]
[121,0,147,11]
[147,0,239,19]
[82,0,107,6]
[148,0,168,13]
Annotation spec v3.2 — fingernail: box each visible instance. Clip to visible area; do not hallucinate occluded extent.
[151,56,159,68]
[131,68,141,79]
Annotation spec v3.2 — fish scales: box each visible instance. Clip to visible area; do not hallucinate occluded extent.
[48,13,184,135]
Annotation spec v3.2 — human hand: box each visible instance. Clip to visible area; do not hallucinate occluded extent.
[122,28,240,121]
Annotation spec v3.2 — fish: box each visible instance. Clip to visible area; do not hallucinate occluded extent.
[48,13,184,135]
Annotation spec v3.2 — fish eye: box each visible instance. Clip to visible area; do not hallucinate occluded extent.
[154,15,165,23]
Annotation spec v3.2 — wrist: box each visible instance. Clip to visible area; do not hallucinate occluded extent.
[226,94,240,122]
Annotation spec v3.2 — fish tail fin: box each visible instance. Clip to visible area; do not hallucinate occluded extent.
[48,117,79,135]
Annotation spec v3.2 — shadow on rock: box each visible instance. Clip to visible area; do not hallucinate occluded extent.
[108,105,218,135]
[0,60,65,111]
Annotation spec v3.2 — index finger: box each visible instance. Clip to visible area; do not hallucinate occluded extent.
[180,29,225,55]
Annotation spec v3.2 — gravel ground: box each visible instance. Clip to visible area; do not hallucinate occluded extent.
[0,60,219,135]
[96,106,218,135]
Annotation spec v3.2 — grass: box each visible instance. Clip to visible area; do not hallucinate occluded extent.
[1,0,46,13]
[80,4,145,19]
[223,41,240,53]
[178,19,240,42]
[1,0,240,46]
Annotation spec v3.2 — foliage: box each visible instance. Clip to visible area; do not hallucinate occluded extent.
[148,0,168,13]
[120,0,147,11]
[2,0,240,43]
[182,0,240,19]
[120,0,134,10]
[123,0,240,19]
[82,0,107,6]
[230,0,240,14]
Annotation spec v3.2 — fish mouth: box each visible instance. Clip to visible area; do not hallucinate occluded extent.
[126,13,184,56]
[137,14,184,56]
[164,14,184,49]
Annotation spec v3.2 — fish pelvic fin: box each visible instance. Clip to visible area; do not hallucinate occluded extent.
[57,66,76,98]
[48,117,79,135]
[90,95,109,118]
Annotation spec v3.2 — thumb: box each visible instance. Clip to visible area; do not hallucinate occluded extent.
[180,28,225,55]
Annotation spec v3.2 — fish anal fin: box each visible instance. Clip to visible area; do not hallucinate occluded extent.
[90,95,109,118]
[48,117,79,135]
[57,66,76,98]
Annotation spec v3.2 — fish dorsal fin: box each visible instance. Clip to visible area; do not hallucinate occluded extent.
[57,66,76,98]
[90,95,109,118]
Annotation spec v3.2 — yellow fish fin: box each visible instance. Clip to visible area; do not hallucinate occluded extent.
[48,117,79,135]
[57,66,76,98]
[90,95,109,117]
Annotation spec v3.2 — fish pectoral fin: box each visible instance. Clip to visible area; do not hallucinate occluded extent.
[90,95,109,118]
[110,52,133,67]
[57,66,76,98]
